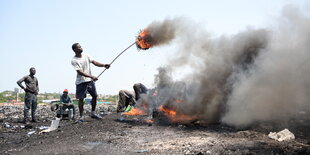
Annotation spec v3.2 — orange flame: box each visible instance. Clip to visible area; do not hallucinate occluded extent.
[146,119,153,123]
[122,107,146,115]
[158,105,197,123]
[136,29,154,50]
[159,105,176,116]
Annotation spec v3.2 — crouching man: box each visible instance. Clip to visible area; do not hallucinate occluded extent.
[51,89,75,120]
[117,83,148,112]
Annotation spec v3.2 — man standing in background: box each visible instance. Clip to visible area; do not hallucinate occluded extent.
[71,43,110,122]
[17,67,39,123]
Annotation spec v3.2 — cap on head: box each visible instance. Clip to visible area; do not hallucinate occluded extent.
[63,89,68,93]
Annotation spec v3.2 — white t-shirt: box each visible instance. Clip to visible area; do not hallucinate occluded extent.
[71,53,94,85]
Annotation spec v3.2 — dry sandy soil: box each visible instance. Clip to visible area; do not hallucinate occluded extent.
[1,104,310,155]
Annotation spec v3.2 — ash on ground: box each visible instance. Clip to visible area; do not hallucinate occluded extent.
[1,104,309,155]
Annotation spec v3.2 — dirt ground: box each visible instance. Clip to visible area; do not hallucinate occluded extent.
[1,104,310,155]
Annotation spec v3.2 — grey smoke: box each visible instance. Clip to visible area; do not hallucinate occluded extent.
[146,6,310,127]
[146,17,185,46]
[222,6,310,127]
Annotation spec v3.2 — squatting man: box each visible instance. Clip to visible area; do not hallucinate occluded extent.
[117,83,148,112]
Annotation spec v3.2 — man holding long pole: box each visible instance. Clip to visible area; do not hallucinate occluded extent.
[71,43,110,122]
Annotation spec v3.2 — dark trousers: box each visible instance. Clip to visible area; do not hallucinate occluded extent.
[24,92,38,121]
[57,104,75,115]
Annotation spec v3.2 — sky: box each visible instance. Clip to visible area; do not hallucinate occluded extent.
[0,0,308,95]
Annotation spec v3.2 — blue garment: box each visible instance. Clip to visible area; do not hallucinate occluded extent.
[60,94,72,104]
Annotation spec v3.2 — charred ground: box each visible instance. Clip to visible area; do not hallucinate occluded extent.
[1,104,309,155]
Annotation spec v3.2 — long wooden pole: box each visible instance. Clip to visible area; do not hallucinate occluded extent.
[97,42,136,79]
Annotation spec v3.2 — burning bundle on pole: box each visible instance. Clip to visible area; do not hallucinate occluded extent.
[97,29,155,78]
[97,19,176,78]
[136,29,155,50]
[135,18,179,50]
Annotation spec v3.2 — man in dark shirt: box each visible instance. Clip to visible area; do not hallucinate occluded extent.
[133,83,148,101]
[58,89,75,119]
[17,67,39,123]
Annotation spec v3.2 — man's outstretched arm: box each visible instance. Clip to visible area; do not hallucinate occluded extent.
[92,60,110,69]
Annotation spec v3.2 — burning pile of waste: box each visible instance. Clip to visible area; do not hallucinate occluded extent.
[124,7,310,129]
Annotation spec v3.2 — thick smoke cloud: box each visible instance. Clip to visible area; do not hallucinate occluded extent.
[146,17,185,47]
[222,6,310,127]
[146,6,310,127]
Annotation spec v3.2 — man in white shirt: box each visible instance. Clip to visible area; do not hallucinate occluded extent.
[71,43,110,122]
